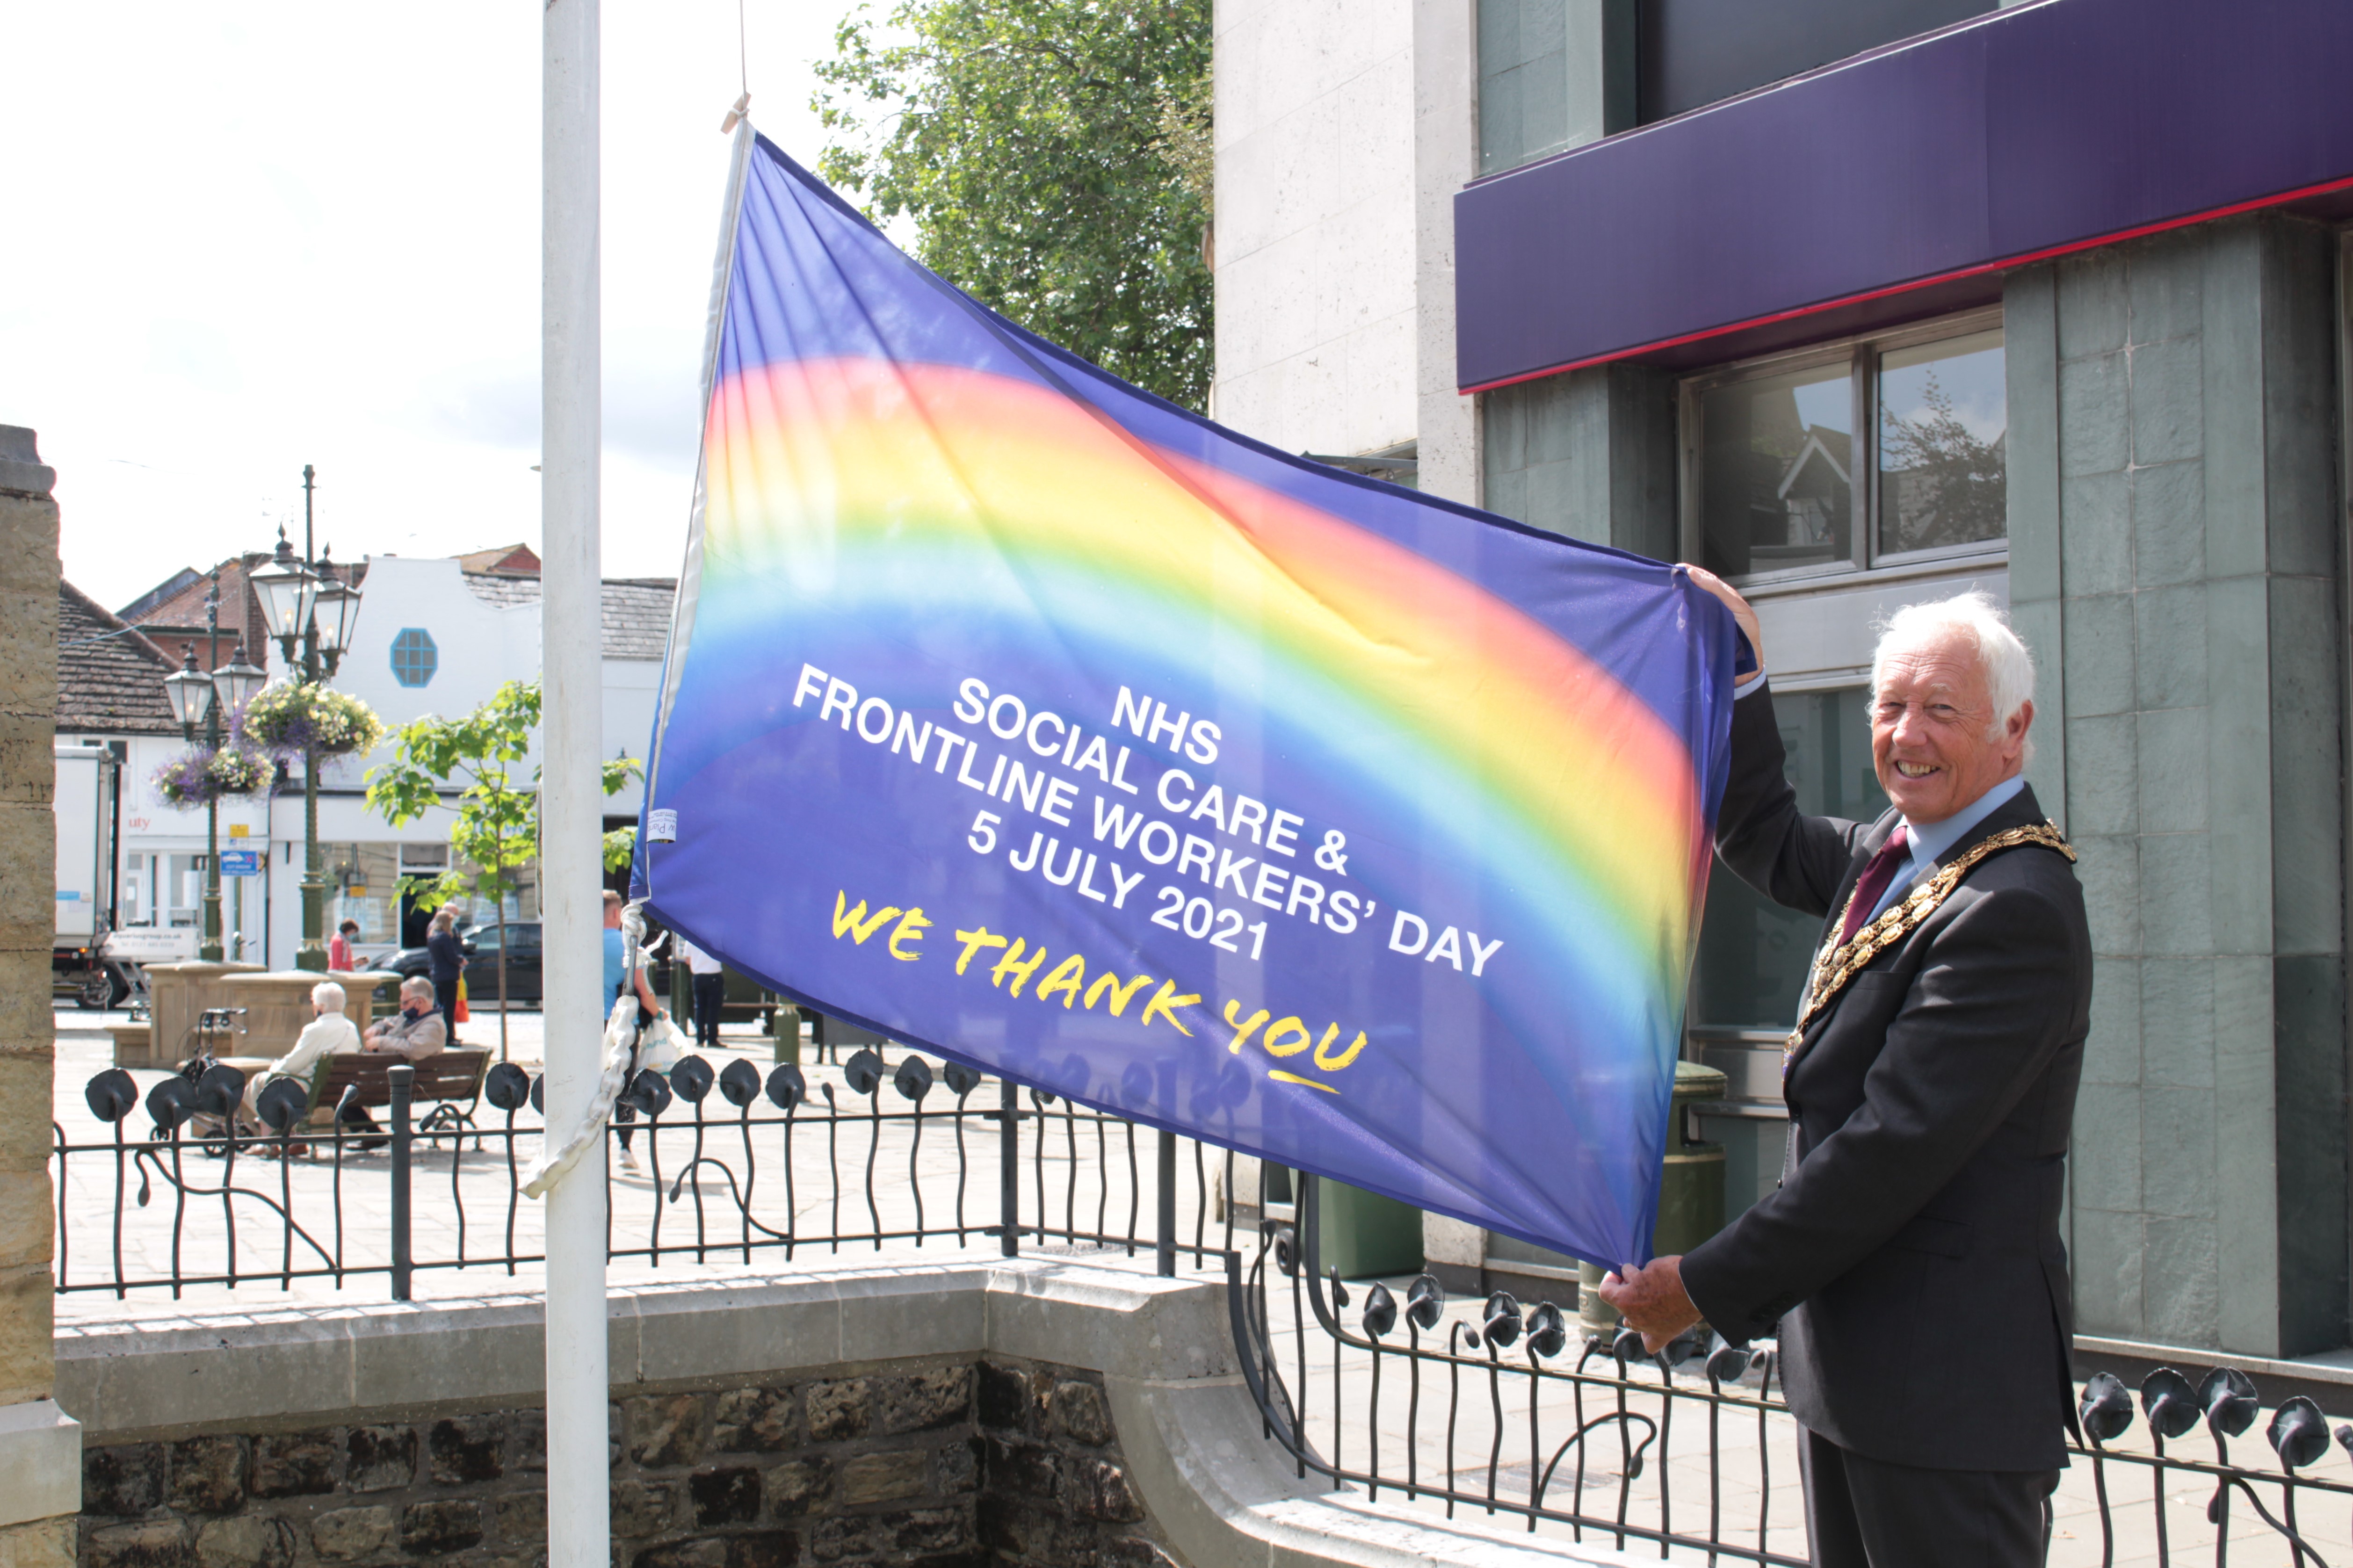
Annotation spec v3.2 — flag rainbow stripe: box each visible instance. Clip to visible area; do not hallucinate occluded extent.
[691,358,1713,1003]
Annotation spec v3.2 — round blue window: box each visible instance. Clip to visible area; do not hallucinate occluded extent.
[390,628,438,687]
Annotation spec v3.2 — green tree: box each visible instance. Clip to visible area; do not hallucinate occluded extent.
[814,0,1214,408]
[364,679,640,1061]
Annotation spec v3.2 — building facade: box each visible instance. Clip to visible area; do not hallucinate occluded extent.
[1215,0,2353,1357]
[96,549,673,970]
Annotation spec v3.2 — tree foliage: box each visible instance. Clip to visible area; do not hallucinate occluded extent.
[364,679,640,1058]
[814,0,1214,408]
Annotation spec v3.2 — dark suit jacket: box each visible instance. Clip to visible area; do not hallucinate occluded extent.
[1679,685,2092,1473]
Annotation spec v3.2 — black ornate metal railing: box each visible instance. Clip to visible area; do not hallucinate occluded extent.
[53,1048,1238,1301]
[58,1058,2353,1564]
[1224,1173,2353,1567]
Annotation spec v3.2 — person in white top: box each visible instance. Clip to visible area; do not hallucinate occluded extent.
[676,936,727,1051]
[238,981,362,1136]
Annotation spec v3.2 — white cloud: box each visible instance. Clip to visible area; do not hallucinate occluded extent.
[0,0,857,610]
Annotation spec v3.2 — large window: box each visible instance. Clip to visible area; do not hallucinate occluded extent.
[1636,0,1993,124]
[325,842,401,949]
[1688,314,2006,584]
[1690,686,1887,1030]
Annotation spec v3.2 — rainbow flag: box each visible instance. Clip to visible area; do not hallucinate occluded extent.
[637,131,1738,1268]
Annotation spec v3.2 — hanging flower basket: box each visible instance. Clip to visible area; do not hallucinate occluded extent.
[243,682,386,758]
[153,744,275,809]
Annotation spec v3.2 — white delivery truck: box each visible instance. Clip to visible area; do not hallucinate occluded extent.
[53,738,133,1008]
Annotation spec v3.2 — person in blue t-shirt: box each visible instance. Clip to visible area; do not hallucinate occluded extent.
[602,890,666,1170]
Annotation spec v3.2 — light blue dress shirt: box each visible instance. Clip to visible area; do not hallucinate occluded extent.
[1864,773,2028,921]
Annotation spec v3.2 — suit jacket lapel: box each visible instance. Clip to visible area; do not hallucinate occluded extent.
[1785,783,2047,1081]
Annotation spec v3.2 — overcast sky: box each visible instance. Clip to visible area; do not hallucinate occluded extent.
[1,2,866,614]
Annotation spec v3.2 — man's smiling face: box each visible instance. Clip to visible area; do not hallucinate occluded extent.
[1870,626,2032,825]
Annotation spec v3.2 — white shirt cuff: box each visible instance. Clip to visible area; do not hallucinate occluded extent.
[1732,669,1768,701]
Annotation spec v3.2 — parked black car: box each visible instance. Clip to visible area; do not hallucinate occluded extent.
[386,921,542,1006]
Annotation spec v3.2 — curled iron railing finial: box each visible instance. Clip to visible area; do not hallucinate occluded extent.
[2079,1371,2134,1444]
[2199,1366,2258,1438]
[86,1069,138,1124]
[1482,1291,1522,1349]
[1405,1273,1443,1332]
[2140,1368,2200,1441]
[1523,1301,1568,1360]
[2269,1396,2329,1470]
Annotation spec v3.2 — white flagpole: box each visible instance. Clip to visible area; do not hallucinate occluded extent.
[542,3,608,1567]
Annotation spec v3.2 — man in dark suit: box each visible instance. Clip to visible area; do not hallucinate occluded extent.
[1600,571,2091,1568]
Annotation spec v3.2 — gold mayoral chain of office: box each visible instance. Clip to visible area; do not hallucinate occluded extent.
[1784,820,2077,1070]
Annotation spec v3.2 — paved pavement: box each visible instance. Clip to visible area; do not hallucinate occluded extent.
[46,1004,2353,1565]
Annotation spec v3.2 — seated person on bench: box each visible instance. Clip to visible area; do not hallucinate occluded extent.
[340,977,448,1142]
[365,976,449,1061]
[237,980,362,1136]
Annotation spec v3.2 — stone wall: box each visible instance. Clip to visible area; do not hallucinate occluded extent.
[73,1353,1172,1568]
[2006,214,2349,1357]
[0,426,74,1565]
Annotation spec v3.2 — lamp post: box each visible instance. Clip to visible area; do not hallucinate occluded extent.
[250,465,364,972]
[162,574,267,962]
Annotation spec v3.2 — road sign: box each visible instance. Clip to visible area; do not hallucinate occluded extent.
[218,850,260,877]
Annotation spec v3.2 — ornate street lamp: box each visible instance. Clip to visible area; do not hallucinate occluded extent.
[311,549,364,658]
[162,646,214,730]
[215,644,267,713]
[248,536,318,650]
[258,464,363,972]
[162,571,261,961]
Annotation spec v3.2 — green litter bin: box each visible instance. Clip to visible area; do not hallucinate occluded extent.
[1312,1174,1425,1280]
[1579,1058,1728,1337]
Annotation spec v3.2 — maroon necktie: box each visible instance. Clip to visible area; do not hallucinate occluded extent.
[1838,826,1911,944]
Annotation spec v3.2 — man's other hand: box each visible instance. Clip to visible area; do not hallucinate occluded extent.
[1680,566,1764,677]
[1596,1256,1703,1353]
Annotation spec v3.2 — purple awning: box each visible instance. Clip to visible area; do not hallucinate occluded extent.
[1455,0,2353,391]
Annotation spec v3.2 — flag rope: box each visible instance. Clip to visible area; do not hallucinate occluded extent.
[522,899,646,1197]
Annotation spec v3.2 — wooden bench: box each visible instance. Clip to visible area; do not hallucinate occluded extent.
[303,1049,493,1130]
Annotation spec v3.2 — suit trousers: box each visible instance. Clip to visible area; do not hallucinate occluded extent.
[1801,1427,2055,1568]
[692,972,727,1048]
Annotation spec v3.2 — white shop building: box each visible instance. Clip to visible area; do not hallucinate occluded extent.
[97,546,671,972]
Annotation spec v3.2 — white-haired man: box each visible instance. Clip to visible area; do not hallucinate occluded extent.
[238,980,363,1136]
[1602,577,2091,1568]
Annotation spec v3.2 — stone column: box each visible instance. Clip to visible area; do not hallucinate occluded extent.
[1482,362,1678,558]
[0,427,79,1562]
[1412,0,1483,508]
[2025,216,2350,1358]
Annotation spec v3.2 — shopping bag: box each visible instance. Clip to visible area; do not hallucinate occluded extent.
[454,973,470,1024]
[638,1016,687,1074]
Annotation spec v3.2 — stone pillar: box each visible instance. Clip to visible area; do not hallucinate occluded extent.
[2023,216,2349,1358]
[0,428,80,1562]
[1412,0,1482,507]
[1482,362,1678,557]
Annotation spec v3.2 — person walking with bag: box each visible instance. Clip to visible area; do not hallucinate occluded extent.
[425,907,466,1043]
[603,890,667,1172]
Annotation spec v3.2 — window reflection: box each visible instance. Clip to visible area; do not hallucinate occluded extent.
[1877,329,2006,556]
[1699,363,1853,578]
[1691,687,1888,1029]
